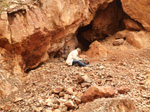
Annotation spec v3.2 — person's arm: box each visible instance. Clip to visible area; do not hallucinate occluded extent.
[75,56,82,60]
[72,51,82,60]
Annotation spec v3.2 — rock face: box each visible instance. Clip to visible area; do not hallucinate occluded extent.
[0,0,114,98]
[81,86,116,103]
[75,98,136,112]
[123,19,143,31]
[0,0,114,71]
[0,48,21,99]
[126,31,150,48]
[121,0,150,31]
[113,30,150,49]
[81,0,124,41]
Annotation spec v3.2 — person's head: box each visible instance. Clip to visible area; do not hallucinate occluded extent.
[76,48,81,53]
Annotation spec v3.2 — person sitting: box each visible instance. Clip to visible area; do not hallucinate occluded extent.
[66,48,86,66]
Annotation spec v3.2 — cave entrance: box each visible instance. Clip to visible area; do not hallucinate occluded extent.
[51,0,127,61]
[76,23,92,51]
[76,0,126,51]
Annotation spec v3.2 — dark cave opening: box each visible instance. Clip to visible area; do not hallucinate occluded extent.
[116,0,122,8]
[25,63,43,73]
[76,23,92,51]
[76,0,126,52]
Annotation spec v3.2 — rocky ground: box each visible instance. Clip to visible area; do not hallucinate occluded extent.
[0,47,150,112]
[0,0,150,111]
[1,33,150,112]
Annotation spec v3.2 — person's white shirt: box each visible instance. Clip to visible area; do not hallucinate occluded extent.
[66,49,82,65]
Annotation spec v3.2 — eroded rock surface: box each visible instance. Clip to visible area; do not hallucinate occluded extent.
[81,0,124,41]
[121,0,150,31]
[0,0,114,98]
[75,98,136,112]
[0,0,114,71]
[126,31,150,48]
[81,86,116,103]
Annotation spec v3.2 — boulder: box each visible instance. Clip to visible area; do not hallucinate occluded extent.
[123,19,143,31]
[121,0,150,31]
[117,85,130,94]
[126,31,150,48]
[81,86,100,103]
[113,39,124,46]
[75,98,136,112]
[115,30,129,39]
[98,86,116,97]
[81,86,116,103]
[85,41,108,59]
[126,32,142,48]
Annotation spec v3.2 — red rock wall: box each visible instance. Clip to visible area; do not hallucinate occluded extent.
[121,0,150,31]
[0,0,114,98]
[0,0,114,71]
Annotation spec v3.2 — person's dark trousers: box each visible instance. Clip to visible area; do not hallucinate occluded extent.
[72,60,86,66]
